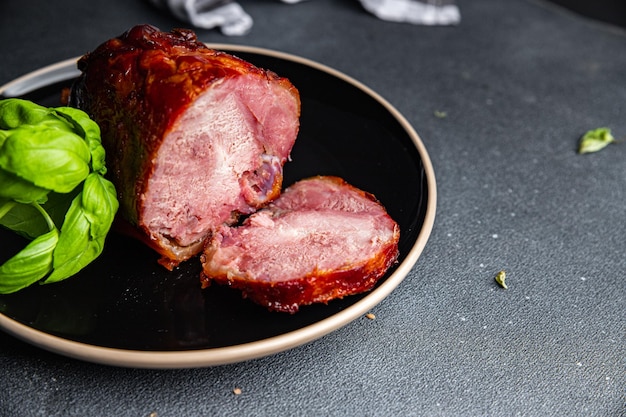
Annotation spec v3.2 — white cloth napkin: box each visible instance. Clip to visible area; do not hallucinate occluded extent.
[148,0,460,36]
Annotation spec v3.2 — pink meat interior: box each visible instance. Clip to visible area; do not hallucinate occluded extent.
[141,75,299,247]
[206,178,398,282]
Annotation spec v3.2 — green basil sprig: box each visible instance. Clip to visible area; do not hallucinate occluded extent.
[0,98,119,293]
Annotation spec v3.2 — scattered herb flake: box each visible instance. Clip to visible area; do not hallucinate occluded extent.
[495,270,507,289]
[434,110,447,118]
[578,127,616,154]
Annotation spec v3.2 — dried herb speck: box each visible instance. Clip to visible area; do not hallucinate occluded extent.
[495,270,507,289]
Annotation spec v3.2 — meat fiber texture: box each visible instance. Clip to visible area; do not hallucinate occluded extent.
[69,25,301,269]
[201,176,400,313]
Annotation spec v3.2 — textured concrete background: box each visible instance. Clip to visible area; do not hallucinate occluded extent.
[0,1,624,416]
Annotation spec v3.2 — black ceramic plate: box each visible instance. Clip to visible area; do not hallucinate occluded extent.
[0,45,436,368]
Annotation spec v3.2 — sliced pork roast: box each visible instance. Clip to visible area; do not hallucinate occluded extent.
[200,176,400,313]
[69,25,301,269]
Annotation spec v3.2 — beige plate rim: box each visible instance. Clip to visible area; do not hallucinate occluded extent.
[0,44,437,369]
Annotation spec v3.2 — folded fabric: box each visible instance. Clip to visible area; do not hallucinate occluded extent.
[361,0,460,25]
[148,0,460,36]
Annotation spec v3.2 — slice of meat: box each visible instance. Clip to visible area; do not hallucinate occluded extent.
[69,25,300,269]
[200,176,400,313]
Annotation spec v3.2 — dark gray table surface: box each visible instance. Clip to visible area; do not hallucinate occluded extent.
[1,0,624,416]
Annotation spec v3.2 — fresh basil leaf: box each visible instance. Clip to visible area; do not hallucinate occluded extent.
[578,127,616,154]
[0,98,119,292]
[41,190,80,229]
[0,99,55,130]
[80,173,119,239]
[45,173,118,284]
[0,199,16,217]
[1,191,76,239]
[45,238,103,285]
[0,228,58,294]
[0,130,8,147]
[0,125,91,193]
[0,167,50,203]
[54,106,100,144]
[54,107,107,175]
[45,173,117,284]
[0,200,47,239]
[44,191,101,284]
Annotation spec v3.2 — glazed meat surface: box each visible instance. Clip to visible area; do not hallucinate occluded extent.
[69,25,301,269]
[200,176,400,313]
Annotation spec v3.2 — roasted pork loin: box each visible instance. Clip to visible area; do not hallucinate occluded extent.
[200,176,400,313]
[69,25,301,269]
